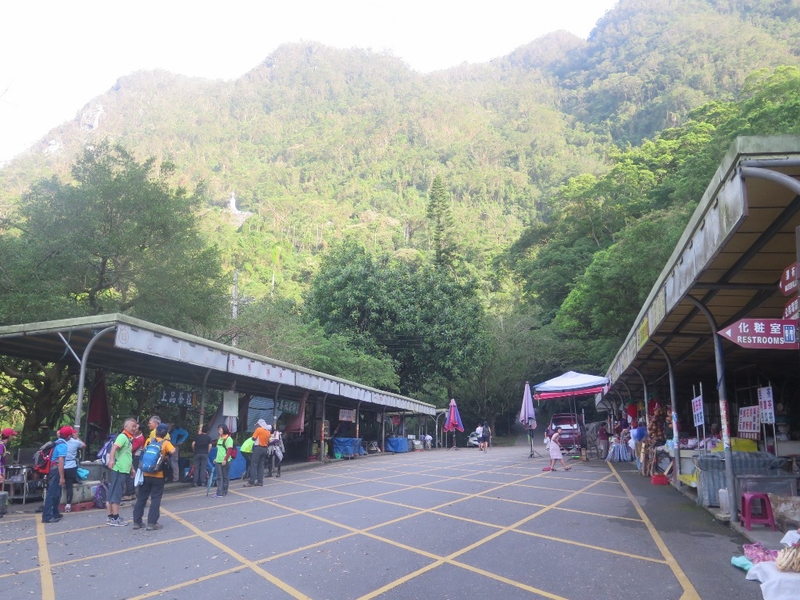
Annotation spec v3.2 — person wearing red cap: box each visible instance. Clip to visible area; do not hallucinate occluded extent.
[62,426,85,513]
[0,428,18,486]
[42,427,70,523]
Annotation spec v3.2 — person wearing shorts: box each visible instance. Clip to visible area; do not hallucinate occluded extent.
[106,418,137,526]
[479,421,491,451]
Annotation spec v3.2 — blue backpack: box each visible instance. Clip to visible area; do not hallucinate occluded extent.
[140,439,165,473]
[97,434,117,467]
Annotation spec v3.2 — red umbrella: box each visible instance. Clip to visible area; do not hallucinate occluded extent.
[443,399,464,450]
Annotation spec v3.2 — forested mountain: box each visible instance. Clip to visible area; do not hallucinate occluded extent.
[3,0,800,432]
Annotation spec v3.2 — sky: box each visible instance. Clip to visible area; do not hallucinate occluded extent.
[0,0,619,164]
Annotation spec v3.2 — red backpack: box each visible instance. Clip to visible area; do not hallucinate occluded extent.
[32,440,56,475]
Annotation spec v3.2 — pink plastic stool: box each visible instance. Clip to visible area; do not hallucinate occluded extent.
[740,492,776,531]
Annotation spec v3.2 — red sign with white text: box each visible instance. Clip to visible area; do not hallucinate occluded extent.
[718,319,799,350]
[785,297,800,320]
[779,262,798,296]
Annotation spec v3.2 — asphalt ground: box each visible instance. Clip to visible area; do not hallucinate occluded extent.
[0,446,763,600]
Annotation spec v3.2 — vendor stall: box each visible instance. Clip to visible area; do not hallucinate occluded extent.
[385,437,408,453]
[332,437,363,458]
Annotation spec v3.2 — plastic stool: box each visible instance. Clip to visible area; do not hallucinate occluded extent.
[740,492,776,531]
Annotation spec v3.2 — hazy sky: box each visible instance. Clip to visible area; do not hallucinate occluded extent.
[0,0,618,164]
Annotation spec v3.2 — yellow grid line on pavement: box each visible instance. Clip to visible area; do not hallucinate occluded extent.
[608,462,701,600]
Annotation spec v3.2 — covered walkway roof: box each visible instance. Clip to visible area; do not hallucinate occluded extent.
[0,314,435,416]
[604,136,800,409]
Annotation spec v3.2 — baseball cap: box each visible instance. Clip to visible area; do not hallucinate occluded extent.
[1,427,18,437]
[156,423,169,436]
[58,425,76,437]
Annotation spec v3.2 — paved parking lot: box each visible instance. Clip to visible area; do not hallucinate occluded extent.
[0,446,760,599]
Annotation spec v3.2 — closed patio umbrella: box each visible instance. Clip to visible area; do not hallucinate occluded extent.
[443,398,464,450]
[519,382,541,458]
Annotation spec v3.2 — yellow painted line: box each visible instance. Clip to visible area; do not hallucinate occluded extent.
[357,475,614,600]
[515,529,668,564]
[127,508,310,600]
[127,566,248,599]
[608,462,700,600]
[35,519,55,600]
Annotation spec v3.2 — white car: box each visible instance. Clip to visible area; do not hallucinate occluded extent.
[467,431,480,447]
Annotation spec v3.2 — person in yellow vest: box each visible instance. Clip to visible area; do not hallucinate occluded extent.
[132,423,176,531]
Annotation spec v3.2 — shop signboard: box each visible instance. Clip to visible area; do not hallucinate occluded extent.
[691,395,705,428]
[275,398,300,416]
[757,386,775,425]
[339,408,356,422]
[738,405,760,440]
[778,262,798,296]
[718,318,799,350]
[785,297,799,320]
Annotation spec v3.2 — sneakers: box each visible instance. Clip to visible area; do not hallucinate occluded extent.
[132,522,144,530]
[42,516,63,523]
[242,483,254,487]
[108,517,129,527]
[212,494,221,498]
[64,504,71,513]
[146,523,163,531]
[276,472,281,478]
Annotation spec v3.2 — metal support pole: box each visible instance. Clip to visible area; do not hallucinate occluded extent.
[318,393,327,462]
[632,366,650,426]
[355,400,362,439]
[687,295,737,521]
[650,340,681,483]
[273,384,282,428]
[198,368,213,431]
[381,408,386,452]
[73,326,116,430]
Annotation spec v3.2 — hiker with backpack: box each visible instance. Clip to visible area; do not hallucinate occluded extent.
[63,427,85,513]
[132,423,176,531]
[267,424,283,478]
[212,424,235,498]
[41,426,71,523]
[0,427,18,486]
[105,418,138,526]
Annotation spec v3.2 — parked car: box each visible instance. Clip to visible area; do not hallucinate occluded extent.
[467,431,480,447]
[549,413,582,450]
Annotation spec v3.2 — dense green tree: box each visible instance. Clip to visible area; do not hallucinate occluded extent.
[0,141,227,434]
[305,240,487,395]
[426,175,456,268]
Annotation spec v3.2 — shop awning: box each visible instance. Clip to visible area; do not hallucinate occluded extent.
[604,135,800,409]
[534,371,609,400]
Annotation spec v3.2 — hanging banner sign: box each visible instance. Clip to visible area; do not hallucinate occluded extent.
[691,395,705,428]
[275,398,301,416]
[757,386,775,425]
[785,297,800,320]
[160,388,197,407]
[738,405,760,440]
[223,390,239,417]
[338,409,356,422]
[778,262,798,296]
[718,319,799,350]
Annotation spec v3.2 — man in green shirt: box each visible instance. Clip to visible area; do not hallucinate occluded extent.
[106,418,137,526]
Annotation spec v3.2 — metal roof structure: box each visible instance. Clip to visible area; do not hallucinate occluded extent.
[0,313,435,417]
[603,136,800,414]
